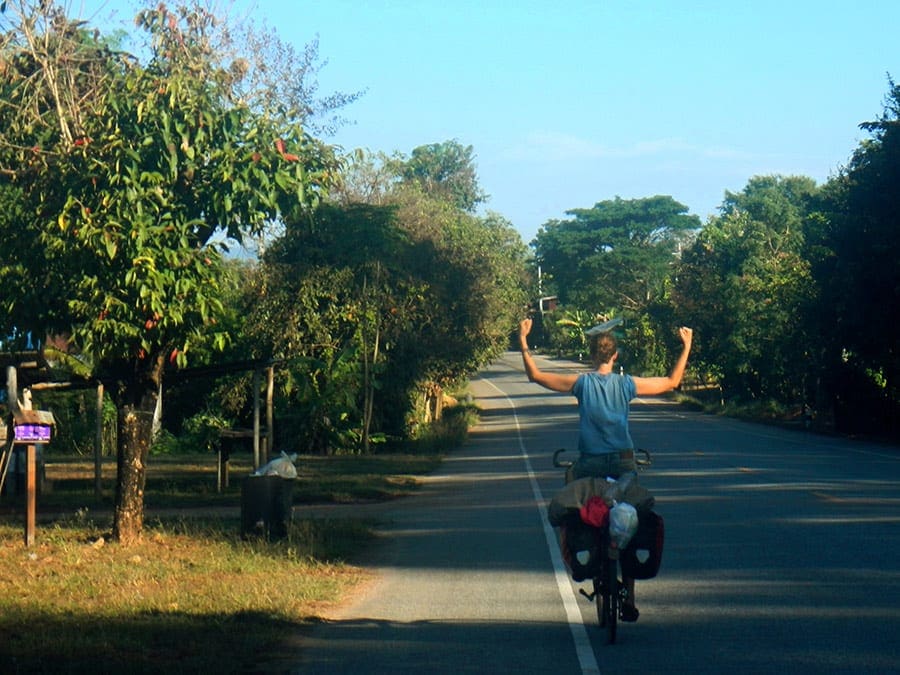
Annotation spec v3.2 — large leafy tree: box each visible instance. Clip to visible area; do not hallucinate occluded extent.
[816,77,900,434]
[391,192,528,382]
[675,175,820,401]
[0,1,340,542]
[244,202,424,454]
[531,196,698,374]
[533,196,699,314]
[355,172,527,430]
[245,150,528,452]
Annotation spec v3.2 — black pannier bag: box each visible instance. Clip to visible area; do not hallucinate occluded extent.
[620,510,665,580]
[559,514,604,582]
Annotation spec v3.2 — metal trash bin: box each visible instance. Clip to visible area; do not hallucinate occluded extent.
[240,475,294,541]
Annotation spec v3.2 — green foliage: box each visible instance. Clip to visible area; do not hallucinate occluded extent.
[546,308,603,357]
[32,388,115,456]
[149,408,232,455]
[0,1,344,540]
[624,312,672,376]
[396,140,488,213]
[405,401,479,454]
[814,76,900,435]
[181,409,232,451]
[675,176,819,402]
[149,428,179,455]
[241,151,528,453]
[0,2,340,382]
[533,195,699,314]
[245,221,410,453]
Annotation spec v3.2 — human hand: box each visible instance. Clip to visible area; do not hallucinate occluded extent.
[519,317,533,338]
[679,326,693,346]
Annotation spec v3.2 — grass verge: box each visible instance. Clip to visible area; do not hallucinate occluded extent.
[0,446,450,673]
[0,514,374,673]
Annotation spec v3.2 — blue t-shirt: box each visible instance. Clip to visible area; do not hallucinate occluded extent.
[572,372,637,454]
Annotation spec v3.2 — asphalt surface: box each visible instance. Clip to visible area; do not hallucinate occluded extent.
[292,352,900,674]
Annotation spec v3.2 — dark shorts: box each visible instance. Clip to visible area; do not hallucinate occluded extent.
[569,450,636,482]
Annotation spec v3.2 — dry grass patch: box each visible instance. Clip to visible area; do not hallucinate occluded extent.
[0,516,373,673]
[1,445,449,672]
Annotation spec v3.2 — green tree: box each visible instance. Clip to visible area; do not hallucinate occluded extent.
[816,77,900,435]
[332,142,488,214]
[395,140,488,213]
[533,196,699,314]
[675,175,819,402]
[246,202,424,454]
[246,149,527,451]
[379,183,527,426]
[0,1,341,542]
[532,195,698,373]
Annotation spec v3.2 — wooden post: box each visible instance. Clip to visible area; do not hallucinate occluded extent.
[25,443,35,547]
[266,365,274,463]
[217,429,259,492]
[252,368,261,470]
[8,368,54,548]
[217,448,228,493]
[95,383,104,500]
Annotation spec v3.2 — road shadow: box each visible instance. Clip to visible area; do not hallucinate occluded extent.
[288,616,579,674]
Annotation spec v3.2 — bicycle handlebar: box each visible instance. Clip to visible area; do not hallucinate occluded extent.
[552,448,574,468]
[635,448,653,466]
[553,448,653,468]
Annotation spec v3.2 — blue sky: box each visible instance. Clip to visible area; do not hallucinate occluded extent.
[87,1,898,243]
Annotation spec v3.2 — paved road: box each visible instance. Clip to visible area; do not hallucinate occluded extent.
[294,352,900,674]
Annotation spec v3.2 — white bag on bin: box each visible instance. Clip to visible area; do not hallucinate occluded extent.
[609,501,639,548]
[253,451,298,479]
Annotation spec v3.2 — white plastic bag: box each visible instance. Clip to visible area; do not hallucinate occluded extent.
[253,451,298,479]
[609,501,639,548]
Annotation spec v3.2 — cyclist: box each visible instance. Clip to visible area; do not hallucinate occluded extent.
[518,317,693,621]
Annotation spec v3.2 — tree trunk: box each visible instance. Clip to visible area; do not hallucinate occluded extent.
[432,383,443,421]
[422,382,443,423]
[111,366,161,545]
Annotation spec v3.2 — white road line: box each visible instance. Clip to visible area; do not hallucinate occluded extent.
[481,377,601,675]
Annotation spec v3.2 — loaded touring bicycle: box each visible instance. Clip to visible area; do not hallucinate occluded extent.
[549,448,665,644]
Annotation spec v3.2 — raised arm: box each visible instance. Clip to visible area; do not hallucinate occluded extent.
[633,327,693,396]
[519,318,578,393]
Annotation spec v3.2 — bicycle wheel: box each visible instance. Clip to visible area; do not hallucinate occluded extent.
[604,553,618,644]
[593,577,605,627]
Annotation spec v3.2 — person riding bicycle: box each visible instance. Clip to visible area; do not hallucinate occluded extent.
[518,317,693,622]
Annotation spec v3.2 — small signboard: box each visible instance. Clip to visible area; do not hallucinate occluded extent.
[539,296,558,313]
[12,409,54,444]
[14,424,52,443]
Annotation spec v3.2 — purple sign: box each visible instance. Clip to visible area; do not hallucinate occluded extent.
[14,424,52,442]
